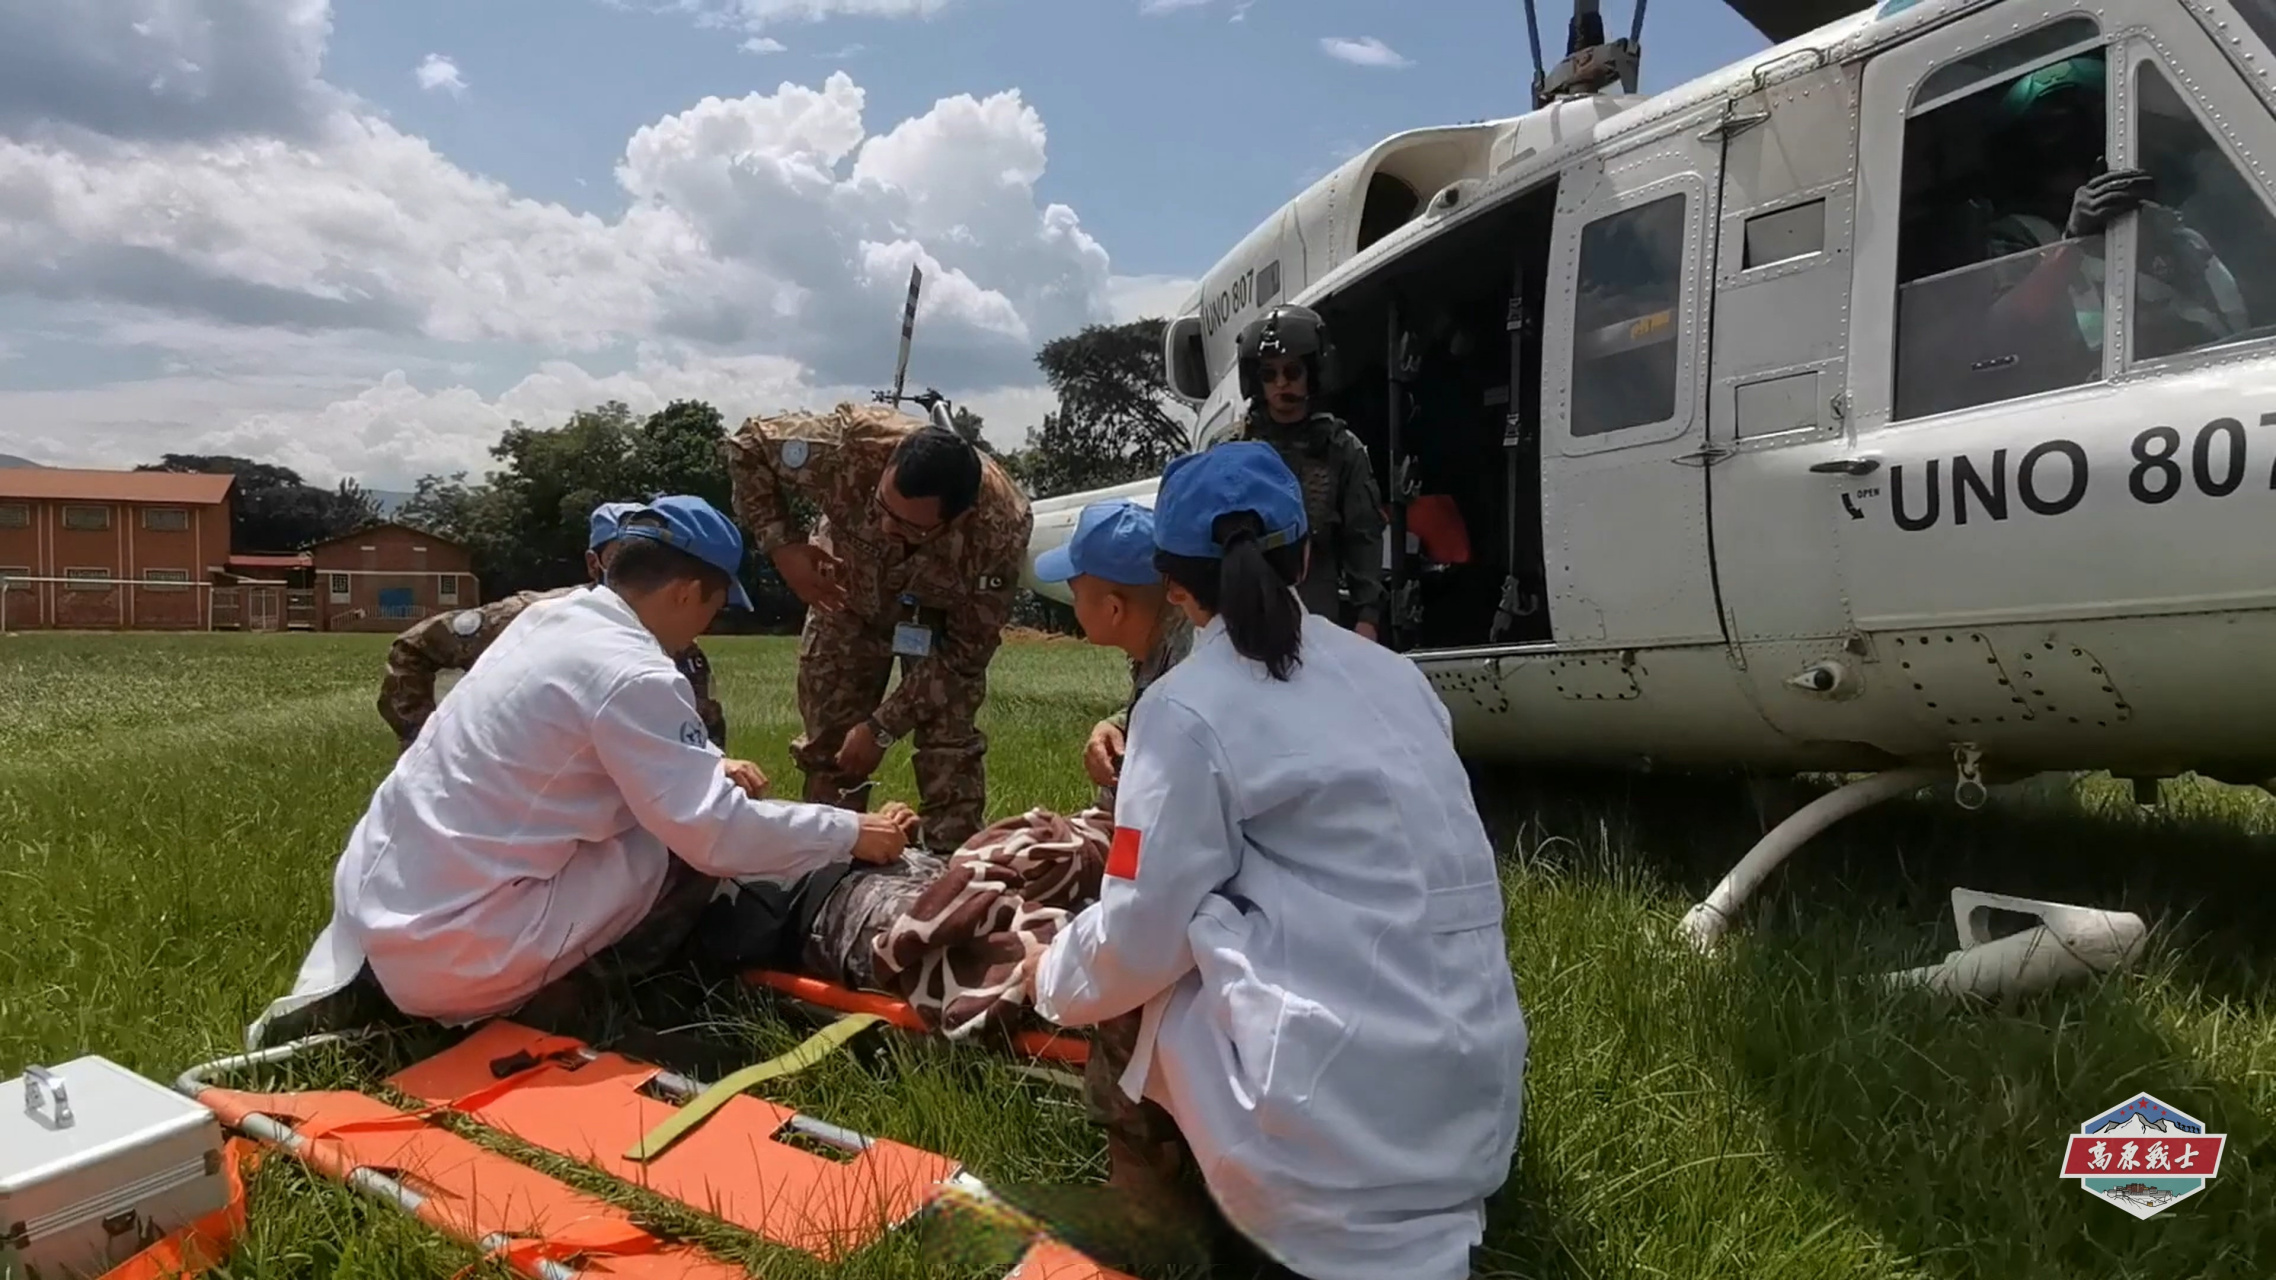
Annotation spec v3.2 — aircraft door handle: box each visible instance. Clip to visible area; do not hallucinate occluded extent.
[1810,457,1880,475]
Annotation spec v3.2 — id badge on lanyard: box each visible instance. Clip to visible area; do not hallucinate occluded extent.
[892,593,935,659]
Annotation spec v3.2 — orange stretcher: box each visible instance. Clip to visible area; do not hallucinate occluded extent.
[198,1086,748,1280]
[178,1022,1138,1280]
[387,1020,962,1262]
[743,970,1092,1067]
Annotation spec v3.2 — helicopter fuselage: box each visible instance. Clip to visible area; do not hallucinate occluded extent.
[1024,0,2276,788]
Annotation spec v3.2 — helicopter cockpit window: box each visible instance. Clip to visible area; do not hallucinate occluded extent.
[1570,191,1685,437]
[1892,41,2115,421]
[2128,60,2276,363]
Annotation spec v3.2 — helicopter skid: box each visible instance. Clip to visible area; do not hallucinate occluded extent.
[1677,764,1944,951]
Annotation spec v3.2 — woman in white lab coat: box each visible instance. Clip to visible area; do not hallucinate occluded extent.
[1032,441,1528,1280]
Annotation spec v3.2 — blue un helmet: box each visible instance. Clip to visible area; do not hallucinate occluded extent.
[1153,442,1309,559]
[613,494,757,611]
[588,501,643,551]
[1035,498,1162,586]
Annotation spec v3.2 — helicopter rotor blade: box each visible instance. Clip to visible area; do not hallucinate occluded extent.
[891,264,922,405]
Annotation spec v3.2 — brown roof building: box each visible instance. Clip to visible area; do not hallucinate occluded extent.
[0,468,238,631]
[307,522,480,633]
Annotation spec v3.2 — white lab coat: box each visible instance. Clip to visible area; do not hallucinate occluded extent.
[1034,611,1526,1280]
[249,586,861,1047]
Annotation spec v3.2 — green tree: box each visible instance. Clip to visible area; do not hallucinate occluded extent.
[135,454,376,552]
[1019,318,1191,498]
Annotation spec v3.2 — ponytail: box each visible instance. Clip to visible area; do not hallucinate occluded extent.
[1155,511,1308,680]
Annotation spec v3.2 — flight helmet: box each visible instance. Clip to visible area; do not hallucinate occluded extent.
[1235,304,1337,403]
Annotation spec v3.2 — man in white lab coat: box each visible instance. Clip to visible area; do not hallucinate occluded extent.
[1031,443,1526,1280]
[250,495,917,1051]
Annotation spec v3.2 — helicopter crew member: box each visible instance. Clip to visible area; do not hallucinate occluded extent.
[1230,303,1388,642]
[722,402,1034,854]
[1977,55,2245,365]
[378,501,728,754]
[251,496,917,1050]
[1030,443,1527,1280]
[1033,497,1195,813]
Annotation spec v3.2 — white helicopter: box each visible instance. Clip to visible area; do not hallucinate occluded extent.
[1016,0,2276,966]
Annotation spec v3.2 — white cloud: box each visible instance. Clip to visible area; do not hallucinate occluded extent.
[740,35,787,53]
[414,53,466,97]
[1320,36,1411,68]
[0,0,1179,488]
[615,0,950,35]
[1138,0,1211,13]
[1108,274,1198,323]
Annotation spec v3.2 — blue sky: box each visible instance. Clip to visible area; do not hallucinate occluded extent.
[0,0,1773,487]
[323,0,1770,276]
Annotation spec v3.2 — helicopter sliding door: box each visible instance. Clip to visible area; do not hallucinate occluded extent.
[1537,113,1728,649]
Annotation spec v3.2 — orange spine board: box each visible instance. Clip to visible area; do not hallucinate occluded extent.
[385,1021,962,1262]
[197,1087,748,1280]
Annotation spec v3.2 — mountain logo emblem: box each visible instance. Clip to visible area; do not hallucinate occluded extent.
[2057,1092,2225,1219]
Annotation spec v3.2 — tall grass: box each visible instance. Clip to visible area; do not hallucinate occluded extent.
[1,633,2267,1279]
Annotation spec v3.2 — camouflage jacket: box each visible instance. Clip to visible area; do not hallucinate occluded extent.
[1237,409,1387,626]
[377,585,727,752]
[721,402,1035,741]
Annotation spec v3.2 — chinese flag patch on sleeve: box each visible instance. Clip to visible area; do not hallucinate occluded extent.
[1106,826,1144,880]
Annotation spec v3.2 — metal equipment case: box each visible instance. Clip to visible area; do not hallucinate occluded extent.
[1,1056,230,1280]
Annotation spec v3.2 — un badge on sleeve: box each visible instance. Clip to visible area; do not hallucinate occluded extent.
[450,610,482,637]
[781,439,810,470]
[679,720,708,748]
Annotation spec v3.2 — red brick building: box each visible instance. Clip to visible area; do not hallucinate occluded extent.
[0,468,237,630]
[307,522,480,633]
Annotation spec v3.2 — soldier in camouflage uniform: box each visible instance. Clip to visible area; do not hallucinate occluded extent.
[1030,497,1194,813]
[721,402,1033,853]
[376,502,728,753]
[1230,303,1388,641]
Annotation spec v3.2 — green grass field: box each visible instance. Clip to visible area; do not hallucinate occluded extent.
[2,632,2269,1280]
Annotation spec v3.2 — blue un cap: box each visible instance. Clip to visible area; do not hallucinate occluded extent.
[1152,442,1308,560]
[1035,498,1160,586]
[614,494,756,612]
[589,501,642,551]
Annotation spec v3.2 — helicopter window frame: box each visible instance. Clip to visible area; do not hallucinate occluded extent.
[1851,0,2131,429]
[1908,15,2105,118]
[2112,41,2276,373]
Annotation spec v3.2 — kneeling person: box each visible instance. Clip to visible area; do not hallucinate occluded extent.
[252,496,913,1050]
[1034,498,1193,813]
[1030,444,1527,1280]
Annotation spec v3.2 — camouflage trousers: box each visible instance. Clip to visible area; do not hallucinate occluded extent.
[792,608,990,852]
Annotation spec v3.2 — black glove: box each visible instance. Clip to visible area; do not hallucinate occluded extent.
[2065,167,2157,238]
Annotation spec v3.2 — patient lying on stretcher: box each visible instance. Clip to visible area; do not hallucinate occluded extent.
[699,806,1114,1041]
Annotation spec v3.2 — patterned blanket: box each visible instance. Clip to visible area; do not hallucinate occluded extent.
[867,806,1113,1041]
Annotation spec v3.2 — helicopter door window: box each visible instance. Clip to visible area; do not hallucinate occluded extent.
[1570,191,1686,437]
[2126,57,2276,363]
[1891,38,2117,421]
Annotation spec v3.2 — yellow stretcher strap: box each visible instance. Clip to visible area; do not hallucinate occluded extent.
[625,1013,885,1163]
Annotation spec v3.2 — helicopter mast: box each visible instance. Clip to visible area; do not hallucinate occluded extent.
[870,263,958,433]
[1526,0,1646,109]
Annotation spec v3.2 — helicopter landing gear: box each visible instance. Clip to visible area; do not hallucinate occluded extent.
[1676,764,1944,951]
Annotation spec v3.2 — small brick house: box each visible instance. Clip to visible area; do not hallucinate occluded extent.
[0,468,237,630]
[307,522,481,633]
